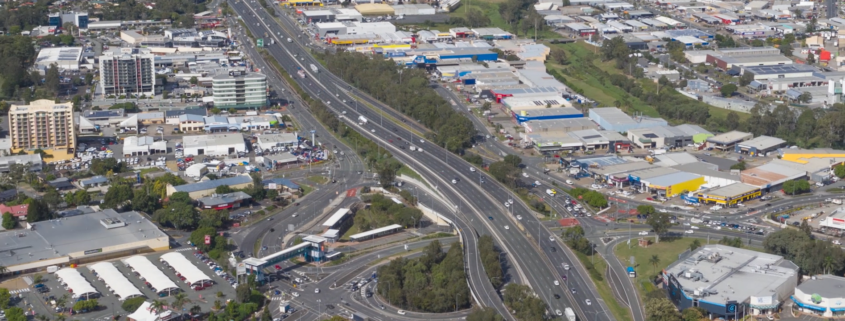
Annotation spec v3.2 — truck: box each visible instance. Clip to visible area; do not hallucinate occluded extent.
[565,307,576,321]
[627,266,636,277]
[358,115,367,125]
[831,199,842,205]
[650,149,667,156]
[310,63,318,73]
[296,67,306,79]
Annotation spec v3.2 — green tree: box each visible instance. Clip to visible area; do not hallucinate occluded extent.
[648,255,661,275]
[235,284,251,303]
[682,307,705,321]
[466,308,505,321]
[26,198,52,222]
[1,212,15,229]
[44,64,61,94]
[85,73,94,85]
[102,183,134,209]
[4,307,25,321]
[689,239,701,251]
[190,76,198,85]
[807,52,816,64]
[172,292,191,310]
[720,83,738,97]
[646,297,680,320]
[215,185,234,194]
[730,161,746,170]
[121,297,146,312]
[199,209,227,229]
[0,288,11,309]
[782,179,810,195]
[646,211,672,241]
[637,205,656,217]
[835,164,845,178]
[210,107,221,114]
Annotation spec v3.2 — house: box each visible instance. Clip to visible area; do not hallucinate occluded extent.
[79,175,109,188]
[197,191,252,210]
[262,178,301,194]
[0,203,29,219]
[166,175,253,198]
[48,178,75,191]
[178,114,205,132]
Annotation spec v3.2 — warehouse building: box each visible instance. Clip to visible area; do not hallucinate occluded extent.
[663,245,798,318]
[0,209,168,274]
[672,162,741,189]
[792,274,845,317]
[674,124,713,144]
[589,107,668,133]
[744,64,818,81]
[301,9,335,23]
[740,160,807,190]
[182,133,246,157]
[256,133,299,151]
[628,125,692,149]
[643,171,704,198]
[166,175,254,198]
[735,135,787,157]
[696,182,761,206]
[509,105,581,121]
[122,136,167,156]
[706,131,753,151]
[0,154,43,173]
[35,47,83,71]
[522,118,597,134]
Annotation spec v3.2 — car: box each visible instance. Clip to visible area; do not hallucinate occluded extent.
[551,247,556,252]
[571,288,576,294]
[766,314,774,321]
[398,310,406,315]
[563,264,570,270]
[504,202,510,207]
[488,216,493,220]
[554,280,559,286]
[315,288,320,294]
[691,226,700,230]
[517,215,522,220]
[452,179,457,184]
[371,129,375,133]
[685,230,694,234]
[585,299,592,305]
[470,167,476,172]
[556,310,562,316]
[504,225,510,230]
[638,231,649,235]
[553,294,560,299]
[508,199,514,205]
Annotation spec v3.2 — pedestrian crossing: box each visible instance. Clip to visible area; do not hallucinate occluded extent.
[175,247,194,252]
[10,288,30,294]
[270,296,286,301]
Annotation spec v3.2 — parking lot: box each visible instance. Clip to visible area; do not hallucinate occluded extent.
[22,250,237,320]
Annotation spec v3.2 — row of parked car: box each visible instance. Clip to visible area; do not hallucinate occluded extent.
[195,251,237,288]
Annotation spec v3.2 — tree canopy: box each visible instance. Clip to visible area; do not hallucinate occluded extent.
[376,241,470,313]
[353,194,422,232]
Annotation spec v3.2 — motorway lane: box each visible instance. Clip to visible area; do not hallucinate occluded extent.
[230,2,532,318]
[231,2,601,319]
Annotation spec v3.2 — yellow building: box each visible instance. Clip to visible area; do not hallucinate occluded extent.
[9,99,76,152]
[645,172,706,198]
[283,0,322,7]
[697,182,761,206]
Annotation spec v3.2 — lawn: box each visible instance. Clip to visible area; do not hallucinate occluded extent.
[614,237,697,296]
[307,175,328,185]
[397,0,560,40]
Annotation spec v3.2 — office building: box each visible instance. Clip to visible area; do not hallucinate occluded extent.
[99,50,155,96]
[211,71,268,110]
[8,100,76,151]
[663,244,798,319]
[48,12,89,29]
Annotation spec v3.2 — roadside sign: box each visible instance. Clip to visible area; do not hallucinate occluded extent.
[204,235,211,245]
[257,38,264,47]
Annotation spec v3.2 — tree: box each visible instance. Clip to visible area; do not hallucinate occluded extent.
[151,299,166,313]
[725,111,740,130]
[44,64,61,94]
[646,212,672,241]
[648,255,661,275]
[236,284,251,303]
[637,205,656,217]
[121,297,146,312]
[467,308,505,321]
[132,189,160,214]
[190,76,198,85]
[465,8,491,27]
[199,209,227,228]
[783,179,810,195]
[102,183,134,209]
[807,52,816,64]
[210,107,221,114]
[0,288,11,309]
[798,91,813,104]
[835,164,845,178]
[739,72,755,86]
[689,239,701,251]
[646,297,680,321]
[26,198,52,222]
[4,307,25,321]
[730,161,746,170]
[172,292,191,310]
[681,307,705,321]
[720,84,738,97]
[215,185,234,194]
[85,73,94,85]
[1,212,15,229]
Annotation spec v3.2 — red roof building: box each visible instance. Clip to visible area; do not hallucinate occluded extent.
[0,204,29,218]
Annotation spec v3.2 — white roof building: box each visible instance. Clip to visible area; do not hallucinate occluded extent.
[89,262,144,301]
[35,47,83,71]
[159,252,212,286]
[122,136,167,156]
[182,134,246,157]
[122,256,180,294]
[55,268,99,299]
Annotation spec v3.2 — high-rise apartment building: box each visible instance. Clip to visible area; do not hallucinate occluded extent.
[9,100,76,152]
[99,50,155,96]
[212,71,268,109]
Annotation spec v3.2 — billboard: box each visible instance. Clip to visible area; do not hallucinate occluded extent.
[751,296,773,305]
[204,235,211,245]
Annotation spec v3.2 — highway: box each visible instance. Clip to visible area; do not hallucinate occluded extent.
[228,1,603,319]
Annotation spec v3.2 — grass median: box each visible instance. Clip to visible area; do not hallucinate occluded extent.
[571,250,633,321]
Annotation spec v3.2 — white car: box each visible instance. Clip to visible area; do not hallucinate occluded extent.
[585,299,592,305]
[685,230,694,234]
[566,180,573,185]
[522,172,529,178]
[419,139,424,143]
[563,264,570,270]
[691,226,700,230]
[398,310,406,315]
[371,129,376,133]
[315,288,320,293]
[504,225,510,230]
[554,280,560,286]
[549,235,555,242]
[638,231,649,236]
[470,167,476,172]
[556,310,562,316]
[452,179,457,184]
[508,199,514,205]
[517,215,522,220]
[504,202,510,207]
[714,226,722,230]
